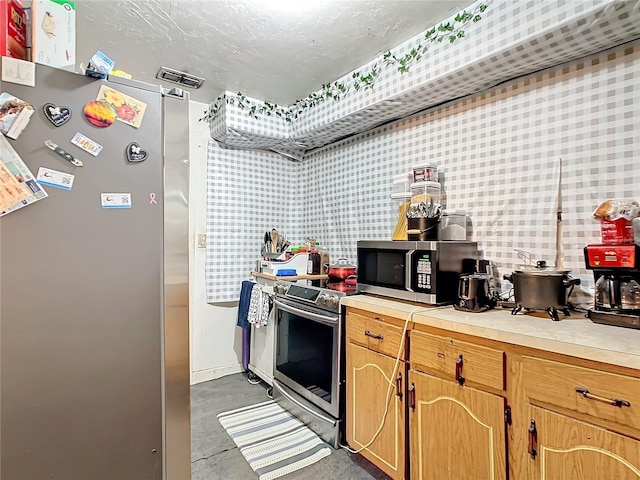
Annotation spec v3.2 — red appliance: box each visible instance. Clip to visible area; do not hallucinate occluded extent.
[584,244,640,329]
[0,0,27,60]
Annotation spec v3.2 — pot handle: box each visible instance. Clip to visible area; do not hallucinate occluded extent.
[406,223,438,234]
[503,274,513,283]
[563,277,581,287]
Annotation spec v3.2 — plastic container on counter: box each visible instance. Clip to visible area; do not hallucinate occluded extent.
[439,209,467,241]
[412,163,439,183]
[392,172,413,195]
[391,192,412,241]
[410,181,441,204]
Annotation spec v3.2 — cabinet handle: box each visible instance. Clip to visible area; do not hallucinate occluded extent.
[528,420,537,460]
[504,405,512,426]
[575,387,631,408]
[396,372,403,400]
[455,354,465,386]
[364,330,384,340]
[408,383,416,410]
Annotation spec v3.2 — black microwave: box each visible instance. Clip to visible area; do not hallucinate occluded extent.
[357,240,479,305]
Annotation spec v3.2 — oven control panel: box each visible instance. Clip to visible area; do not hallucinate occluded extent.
[274,281,344,314]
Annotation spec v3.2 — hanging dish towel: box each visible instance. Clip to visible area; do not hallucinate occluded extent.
[248,283,271,327]
[237,280,255,330]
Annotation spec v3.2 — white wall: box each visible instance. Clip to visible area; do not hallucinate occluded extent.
[188,101,243,385]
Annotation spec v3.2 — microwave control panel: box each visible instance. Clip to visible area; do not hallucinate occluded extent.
[414,251,434,292]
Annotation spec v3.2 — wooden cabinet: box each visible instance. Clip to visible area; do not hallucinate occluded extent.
[523,356,640,436]
[347,310,405,358]
[343,302,640,480]
[409,370,507,480]
[346,339,405,479]
[527,406,640,479]
[411,330,505,391]
[523,356,640,479]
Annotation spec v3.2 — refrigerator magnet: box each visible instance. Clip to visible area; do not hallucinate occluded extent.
[83,100,116,127]
[71,132,103,156]
[43,103,71,126]
[126,142,148,163]
[101,193,132,209]
[44,140,83,167]
[36,167,75,190]
[96,86,147,129]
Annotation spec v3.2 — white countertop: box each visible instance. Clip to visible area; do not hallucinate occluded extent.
[341,295,640,369]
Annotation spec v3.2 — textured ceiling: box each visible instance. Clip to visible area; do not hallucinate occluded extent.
[75,0,472,104]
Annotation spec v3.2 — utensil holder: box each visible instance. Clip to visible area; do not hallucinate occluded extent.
[407,217,439,240]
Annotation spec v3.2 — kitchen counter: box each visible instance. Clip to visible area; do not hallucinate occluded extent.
[341,295,640,369]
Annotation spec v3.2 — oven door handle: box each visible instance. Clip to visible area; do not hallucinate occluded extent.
[273,299,339,325]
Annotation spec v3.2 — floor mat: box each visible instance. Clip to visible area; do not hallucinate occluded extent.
[217,400,332,480]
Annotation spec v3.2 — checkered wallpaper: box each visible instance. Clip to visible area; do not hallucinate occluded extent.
[207,39,639,303]
[209,0,640,158]
[205,0,640,303]
[301,40,640,303]
[205,141,303,302]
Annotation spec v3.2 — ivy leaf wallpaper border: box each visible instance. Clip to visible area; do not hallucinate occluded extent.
[201,2,488,125]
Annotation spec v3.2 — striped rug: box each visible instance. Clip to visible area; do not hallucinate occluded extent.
[217,400,332,480]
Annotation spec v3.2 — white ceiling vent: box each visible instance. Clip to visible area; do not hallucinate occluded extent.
[156,66,205,89]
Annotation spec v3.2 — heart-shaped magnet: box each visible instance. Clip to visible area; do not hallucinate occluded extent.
[126,142,148,163]
[43,103,72,127]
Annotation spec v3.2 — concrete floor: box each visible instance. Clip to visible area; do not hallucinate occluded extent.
[191,373,388,479]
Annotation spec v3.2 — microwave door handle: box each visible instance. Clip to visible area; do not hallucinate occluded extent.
[405,250,415,292]
[273,299,339,325]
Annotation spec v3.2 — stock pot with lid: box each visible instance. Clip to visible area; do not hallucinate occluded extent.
[325,258,357,280]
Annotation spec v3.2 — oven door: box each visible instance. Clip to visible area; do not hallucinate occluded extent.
[273,297,341,418]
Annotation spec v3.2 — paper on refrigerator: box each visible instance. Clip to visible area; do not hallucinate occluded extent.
[31,0,76,70]
[0,133,48,216]
[0,159,28,211]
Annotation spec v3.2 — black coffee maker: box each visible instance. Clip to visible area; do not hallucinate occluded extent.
[454,260,497,313]
[584,244,640,329]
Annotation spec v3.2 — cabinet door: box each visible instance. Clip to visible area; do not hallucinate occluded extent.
[528,406,640,479]
[346,342,405,480]
[409,370,507,480]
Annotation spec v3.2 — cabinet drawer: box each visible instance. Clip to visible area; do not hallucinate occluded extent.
[410,331,504,390]
[346,312,405,358]
[523,356,640,435]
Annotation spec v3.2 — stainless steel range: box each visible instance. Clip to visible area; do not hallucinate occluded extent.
[272,280,352,448]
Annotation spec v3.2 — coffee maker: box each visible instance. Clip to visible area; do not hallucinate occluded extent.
[584,244,640,329]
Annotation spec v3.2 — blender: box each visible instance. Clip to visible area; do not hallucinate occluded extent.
[584,244,640,329]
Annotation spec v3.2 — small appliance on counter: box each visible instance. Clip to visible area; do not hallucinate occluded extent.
[357,240,479,305]
[454,260,498,313]
[503,260,581,321]
[584,244,640,329]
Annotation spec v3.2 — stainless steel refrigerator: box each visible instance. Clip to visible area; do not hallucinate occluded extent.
[0,60,190,480]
